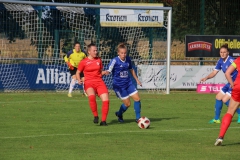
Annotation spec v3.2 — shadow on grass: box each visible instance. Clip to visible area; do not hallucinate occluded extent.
[108,117,179,125]
[221,142,240,146]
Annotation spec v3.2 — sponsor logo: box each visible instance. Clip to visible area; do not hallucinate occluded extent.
[206,68,214,72]
[188,41,212,52]
[138,14,158,22]
[197,84,225,93]
[86,61,92,65]
[200,86,207,91]
[185,67,193,71]
[36,68,71,84]
[106,14,127,21]
[233,53,240,57]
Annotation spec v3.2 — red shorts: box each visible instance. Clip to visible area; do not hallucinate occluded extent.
[84,80,108,96]
[232,86,240,102]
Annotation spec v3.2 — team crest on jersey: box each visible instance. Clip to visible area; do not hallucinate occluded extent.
[97,62,100,65]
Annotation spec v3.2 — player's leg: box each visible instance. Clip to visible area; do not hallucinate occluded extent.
[97,81,109,126]
[116,98,131,123]
[222,90,240,123]
[85,83,99,124]
[215,98,240,146]
[68,68,77,97]
[222,83,232,107]
[128,84,141,122]
[236,108,240,123]
[209,85,227,123]
[114,87,130,123]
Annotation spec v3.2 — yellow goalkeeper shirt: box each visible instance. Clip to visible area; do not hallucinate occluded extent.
[64,49,86,68]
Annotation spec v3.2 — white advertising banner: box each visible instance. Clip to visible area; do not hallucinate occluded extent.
[138,65,227,89]
[100,3,164,27]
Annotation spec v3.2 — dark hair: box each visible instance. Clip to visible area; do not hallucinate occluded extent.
[74,41,81,47]
[220,43,229,51]
[117,42,127,51]
[87,43,97,53]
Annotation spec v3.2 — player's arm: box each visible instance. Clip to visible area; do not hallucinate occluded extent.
[200,59,221,82]
[76,62,84,85]
[130,69,142,86]
[200,70,219,82]
[102,59,116,76]
[64,50,74,70]
[225,63,236,88]
[128,57,142,86]
[76,70,82,84]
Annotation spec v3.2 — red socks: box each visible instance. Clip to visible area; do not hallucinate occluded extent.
[88,95,109,122]
[219,113,233,138]
[101,100,109,122]
[88,95,98,117]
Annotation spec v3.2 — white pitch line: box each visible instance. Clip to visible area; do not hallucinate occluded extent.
[0,98,160,104]
[1,127,240,139]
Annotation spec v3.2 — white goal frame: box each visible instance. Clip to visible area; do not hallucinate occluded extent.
[0,0,172,94]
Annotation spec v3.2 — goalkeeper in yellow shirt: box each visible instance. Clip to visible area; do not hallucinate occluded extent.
[64,42,87,97]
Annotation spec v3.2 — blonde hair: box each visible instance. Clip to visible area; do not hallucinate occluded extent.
[117,43,127,52]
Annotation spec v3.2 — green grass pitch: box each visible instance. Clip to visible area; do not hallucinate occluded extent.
[0,92,240,160]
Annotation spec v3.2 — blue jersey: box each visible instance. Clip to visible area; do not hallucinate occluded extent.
[215,56,238,81]
[107,56,133,88]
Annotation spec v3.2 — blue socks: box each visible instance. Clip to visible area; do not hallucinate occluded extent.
[134,101,141,120]
[118,104,128,116]
[214,99,223,120]
[224,100,229,106]
[225,100,240,115]
[236,108,240,115]
[118,101,141,120]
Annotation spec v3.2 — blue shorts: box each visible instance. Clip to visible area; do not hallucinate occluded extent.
[221,83,232,96]
[113,84,138,100]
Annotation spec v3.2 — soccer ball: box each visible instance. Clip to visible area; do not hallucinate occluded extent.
[137,117,150,129]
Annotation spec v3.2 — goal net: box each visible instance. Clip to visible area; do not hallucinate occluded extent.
[0,1,172,94]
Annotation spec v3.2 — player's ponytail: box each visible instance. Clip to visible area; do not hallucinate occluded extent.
[220,43,229,51]
[117,42,127,52]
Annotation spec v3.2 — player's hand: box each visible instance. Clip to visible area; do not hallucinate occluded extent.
[230,84,234,89]
[67,62,74,70]
[200,77,207,83]
[136,80,142,87]
[102,71,110,75]
[78,79,83,85]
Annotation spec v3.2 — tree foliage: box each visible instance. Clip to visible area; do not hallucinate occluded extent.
[1,0,240,49]
[170,0,240,41]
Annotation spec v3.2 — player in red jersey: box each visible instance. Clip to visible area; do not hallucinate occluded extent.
[76,43,109,126]
[214,56,240,146]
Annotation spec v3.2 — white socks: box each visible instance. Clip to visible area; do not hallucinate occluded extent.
[68,79,78,93]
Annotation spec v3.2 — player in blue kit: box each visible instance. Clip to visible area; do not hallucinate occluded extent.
[200,43,240,123]
[102,43,142,123]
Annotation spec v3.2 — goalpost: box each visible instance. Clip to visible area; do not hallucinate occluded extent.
[0,0,172,94]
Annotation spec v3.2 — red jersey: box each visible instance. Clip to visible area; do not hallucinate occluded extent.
[231,57,240,102]
[233,58,240,86]
[78,57,103,82]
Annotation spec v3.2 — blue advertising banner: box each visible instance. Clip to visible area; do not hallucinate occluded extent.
[0,64,136,91]
[0,64,77,90]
